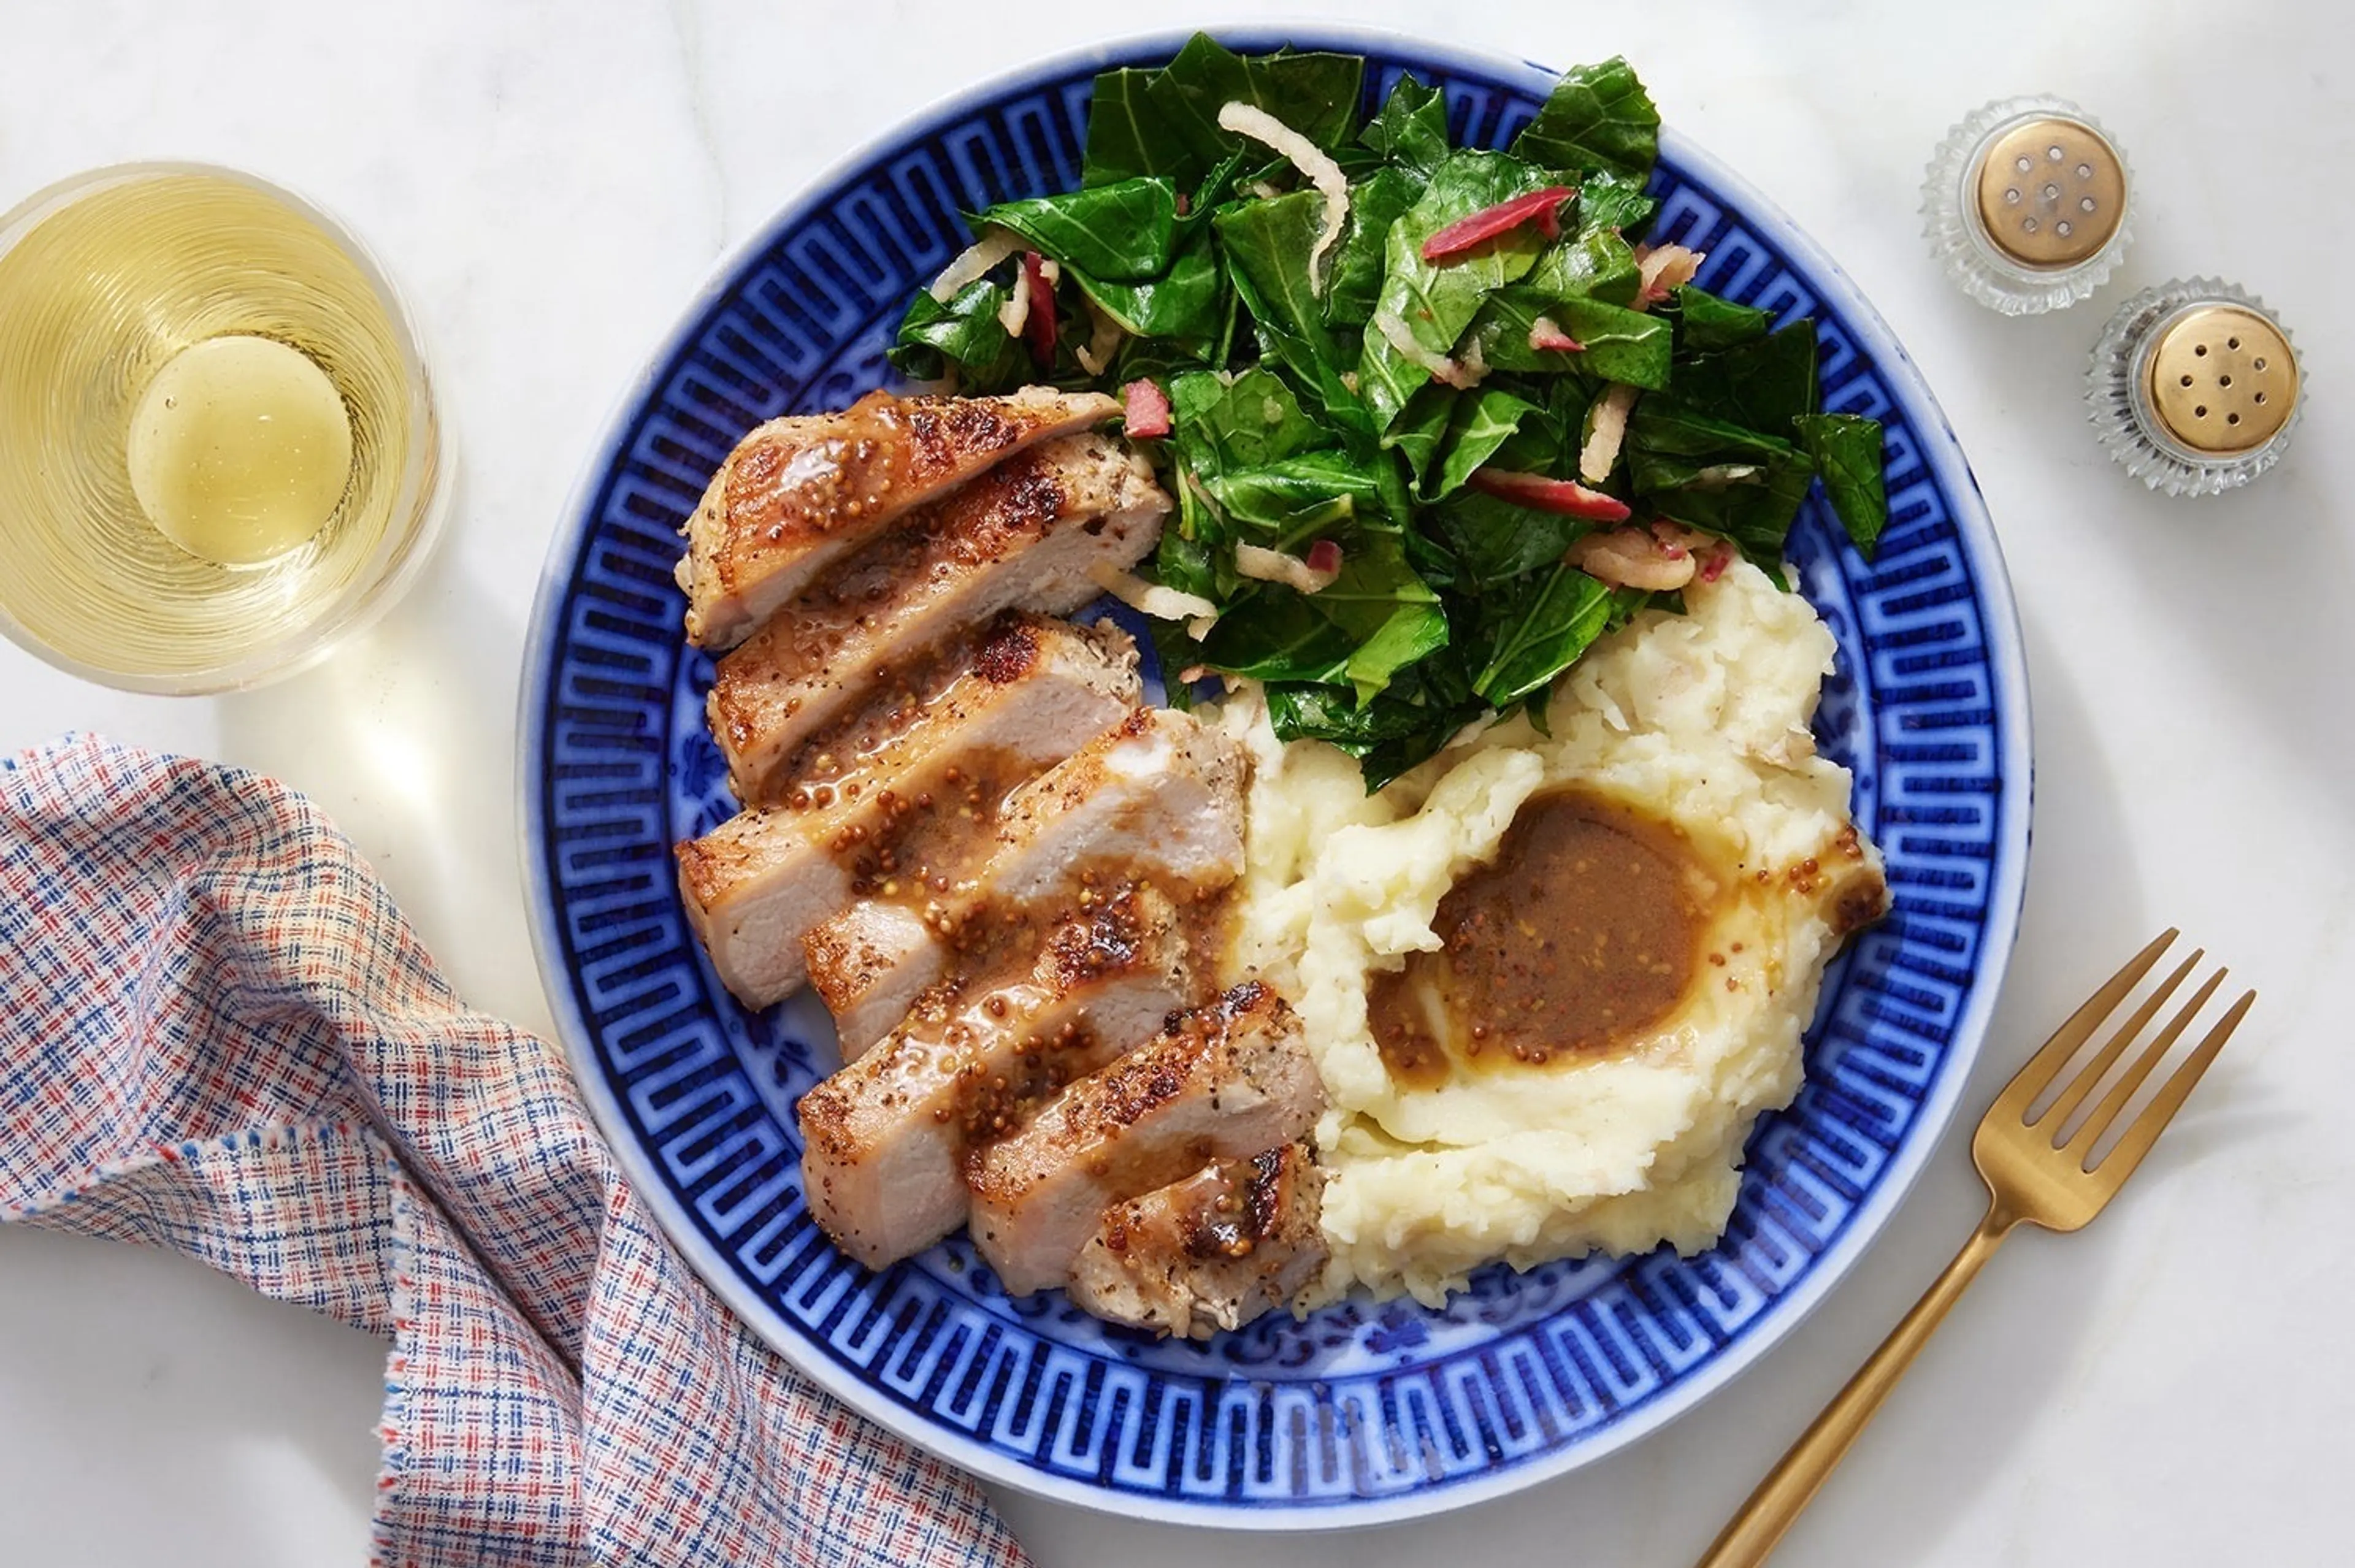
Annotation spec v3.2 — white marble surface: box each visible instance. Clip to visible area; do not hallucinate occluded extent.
[3,2,2350,1562]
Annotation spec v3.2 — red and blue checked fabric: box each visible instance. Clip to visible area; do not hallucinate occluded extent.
[0,735,1028,1568]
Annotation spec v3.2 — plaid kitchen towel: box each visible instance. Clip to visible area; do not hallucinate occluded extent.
[0,735,1028,1568]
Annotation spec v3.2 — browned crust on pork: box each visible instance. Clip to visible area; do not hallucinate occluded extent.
[707,389,1114,598]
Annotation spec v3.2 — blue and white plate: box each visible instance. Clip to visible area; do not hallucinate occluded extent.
[520,29,2031,1528]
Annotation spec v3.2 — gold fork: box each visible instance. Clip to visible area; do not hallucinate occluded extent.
[1695,930,2254,1567]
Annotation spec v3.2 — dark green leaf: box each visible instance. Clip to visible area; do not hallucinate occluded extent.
[1263,674,1478,792]
[1673,319,1818,432]
[1471,566,1642,703]
[1174,147,1252,245]
[1524,226,1641,306]
[1794,413,1889,558]
[1324,166,1422,330]
[1111,331,1219,391]
[886,278,1024,389]
[1574,168,1658,237]
[1385,383,1455,482]
[1430,388,1539,499]
[973,178,1178,281]
[1522,686,1554,736]
[1083,69,1193,185]
[1628,397,1816,570]
[1169,365,1323,478]
[1216,191,1373,443]
[1154,464,1227,601]
[1372,438,1418,524]
[1203,451,1384,548]
[1361,74,1452,175]
[1452,373,1590,478]
[1431,489,1585,589]
[1312,532,1450,700]
[1148,34,1366,173]
[1070,235,1224,345]
[1358,150,1559,429]
[1628,399,1805,483]
[1146,617,1204,711]
[1549,296,1672,388]
[1466,290,1672,386]
[1198,583,1355,683]
[1666,286,1771,351]
[1509,56,1661,182]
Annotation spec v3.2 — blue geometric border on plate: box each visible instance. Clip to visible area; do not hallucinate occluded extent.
[520,29,2029,1527]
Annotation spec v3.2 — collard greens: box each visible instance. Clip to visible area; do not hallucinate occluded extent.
[887,36,1890,787]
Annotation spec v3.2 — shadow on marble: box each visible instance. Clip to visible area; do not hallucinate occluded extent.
[2122,1076,2297,1182]
[215,476,558,1039]
[0,1227,381,1558]
[1976,594,2150,1088]
[1737,627,2143,1563]
[2099,462,2355,809]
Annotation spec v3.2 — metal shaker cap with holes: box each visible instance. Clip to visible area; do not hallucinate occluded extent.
[2088,278,2303,496]
[1924,96,2133,314]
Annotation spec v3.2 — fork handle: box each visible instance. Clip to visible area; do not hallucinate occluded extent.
[1694,1212,2014,1567]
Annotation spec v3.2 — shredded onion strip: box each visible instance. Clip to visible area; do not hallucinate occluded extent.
[1086,560,1219,622]
[1216,101,1349,292]
[1580,383,1639,483]
[1528,315,1583,353]
[1634,243,1705,307]
[1568,526,1697,591]
[1373,308,1482,389]
[1235,542,1340,595]
[928,228,1023,302]
[1074,295,1125,375]
[996,272,1031,337]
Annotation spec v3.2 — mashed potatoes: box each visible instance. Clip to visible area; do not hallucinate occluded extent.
[1221,559,1886,1306]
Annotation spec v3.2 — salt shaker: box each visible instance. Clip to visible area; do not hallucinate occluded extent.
[1923,96,2132,314]
[2087,278,2302,497]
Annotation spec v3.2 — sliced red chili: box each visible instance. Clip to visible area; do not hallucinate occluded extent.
[1421,186,1577,263]
[1020,251,1057,367]
[1466,467,1633,522]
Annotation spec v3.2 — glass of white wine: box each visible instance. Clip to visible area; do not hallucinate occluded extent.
[0,163,448,693]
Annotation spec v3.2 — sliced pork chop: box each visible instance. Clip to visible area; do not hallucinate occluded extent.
[677,386,1119,649]
[675,616,1141,1008]
[795,885,1191,1271]
[968,982,1323,1296]
[1066,1142,1328,1339]
[707,433,1165,795]
[803,708,1246,1057]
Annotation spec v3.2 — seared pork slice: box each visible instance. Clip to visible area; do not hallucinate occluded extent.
[1066,1143,1328,1339]
[678,386,1119,649]
[801,903,932,1059]
[795,885,1191,1271]
[708,433,1166,794]
[676,616,1140,1008]
[804,708,1246,1056]
[969,982,1323,1296]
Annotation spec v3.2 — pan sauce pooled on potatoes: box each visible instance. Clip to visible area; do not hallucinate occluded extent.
[1223,557,1888,1307]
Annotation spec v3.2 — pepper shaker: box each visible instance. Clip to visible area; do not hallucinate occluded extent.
[1924,96,2132,315]
[2087,278,2302,496]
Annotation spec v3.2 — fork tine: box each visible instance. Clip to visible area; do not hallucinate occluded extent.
[2088,987,2254,1188]
[2064,968,2226,1161]
[2034,949,2202,1132]
[1993,928,2177,1122]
